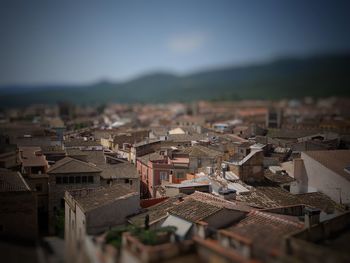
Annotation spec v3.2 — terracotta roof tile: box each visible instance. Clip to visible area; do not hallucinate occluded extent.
[71,184,137,212]
[225,210,304,259]
[0,168,30,192]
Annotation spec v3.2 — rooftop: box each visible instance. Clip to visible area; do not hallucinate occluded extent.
[47,157,101,174]
[128,195,186,227]
[19,146,49,167]
[181,145,222,158]
[138,152,165,165]
[167,133,207,142]
[64,139,102,147]
[0,168,30,192]
[169,198,222,222]
[71,184,137,212]
[223,210,304,259]
[98,162,139,179]
[264,169,295,184]
[237,186,341,214]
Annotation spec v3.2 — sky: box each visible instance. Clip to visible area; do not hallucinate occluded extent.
[0,0,349,86]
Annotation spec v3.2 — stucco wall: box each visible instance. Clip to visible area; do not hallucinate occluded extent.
[301,153,350,204]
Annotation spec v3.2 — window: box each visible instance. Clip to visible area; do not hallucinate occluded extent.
[63,177,68,184]
[35,184,43,192]
[124,179,130,184]
[82,176,87,183]
[129,180,133,186]
[160,171,168,181]
[88,176,93,183]
[69,177,74,184]
[75,176,81,184]
[56,177,62,184]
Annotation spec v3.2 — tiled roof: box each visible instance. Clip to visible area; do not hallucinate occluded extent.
[224,210,304,259]
[41,145,66,154]
[133,139,161,147]
[264,170,295,184]
[237,186,340,214]
[267,129,321,139]
[169,198,222,222]
[129,191,252,227]
[85,150,106,164]
[303,150,350,182]
[182,145,222,158]
[169,191,253,222]
[98,162,139,179]
[167,133,207,142]
[219,134,248,143]
[72,184,137,212]
[47,157,101,174]
[189,191,252,212]
[295,192,344,214]
[128,195,186,227]
[66,148,88,156]
[0,168,30,192]
[137,152,164,164]
[64,139,102,147]
[19,146,49,167]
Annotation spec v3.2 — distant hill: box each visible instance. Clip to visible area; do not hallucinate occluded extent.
[1,53,349,107]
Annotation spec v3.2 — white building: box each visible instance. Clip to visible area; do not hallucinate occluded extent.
[292,150,350,205]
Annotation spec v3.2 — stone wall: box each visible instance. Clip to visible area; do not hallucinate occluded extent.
[0,191,38,241]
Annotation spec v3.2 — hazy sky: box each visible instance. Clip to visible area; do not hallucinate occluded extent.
[1,0,349,85]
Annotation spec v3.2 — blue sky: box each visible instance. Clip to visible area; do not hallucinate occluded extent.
[0,0,349,85]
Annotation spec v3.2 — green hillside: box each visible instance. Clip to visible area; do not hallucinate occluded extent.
[1,54,349,107]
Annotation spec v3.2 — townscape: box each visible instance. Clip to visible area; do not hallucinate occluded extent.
[1,97,350,263]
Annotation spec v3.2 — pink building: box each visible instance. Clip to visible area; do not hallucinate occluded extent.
[136,151,189,198]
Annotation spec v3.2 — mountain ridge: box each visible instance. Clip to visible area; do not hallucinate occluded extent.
[1,53,349,107]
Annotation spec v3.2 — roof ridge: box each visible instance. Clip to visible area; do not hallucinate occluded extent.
[252,210,303,228]
[48,156,101,173]
[189,191,246,210]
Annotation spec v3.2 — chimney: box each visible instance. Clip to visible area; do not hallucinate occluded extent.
[304,207,321,228]
[218,188,237,200]
[293,158,308,193]
[221,163,228,179]
[178,196,184,202]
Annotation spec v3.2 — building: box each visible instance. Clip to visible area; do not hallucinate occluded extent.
[47,157,101,233]
[284,211,350,263]
[182,145,223,174]
[292,150,350,205]
[223,150,264,183]
[137,151,190,198]
[0,168,38,241]
[83,150,140,193]
[64,184,140,263]
[130,139,162,164]
[19,146,50,234]
[266,107,283,128]
[216,210,304,262]
[100,130,149,151]
[19,146,49,175]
